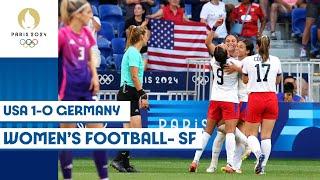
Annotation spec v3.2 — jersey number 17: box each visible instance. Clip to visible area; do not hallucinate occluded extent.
[255,64,270,82]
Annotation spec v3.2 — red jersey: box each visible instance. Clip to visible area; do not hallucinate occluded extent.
[162,5,184,23]
[230,3,264,37]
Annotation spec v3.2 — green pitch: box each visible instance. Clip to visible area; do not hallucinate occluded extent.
[59,158,320,180]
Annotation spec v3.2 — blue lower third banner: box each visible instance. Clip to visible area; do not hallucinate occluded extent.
[0,59,57,180]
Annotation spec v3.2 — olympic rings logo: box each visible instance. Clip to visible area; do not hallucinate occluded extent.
[19,39,38,48]
[192,75,209,85]
[98,74,114,85]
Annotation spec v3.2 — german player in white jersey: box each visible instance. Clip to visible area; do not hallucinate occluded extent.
[189,46,242,173]
[242,35,282,174]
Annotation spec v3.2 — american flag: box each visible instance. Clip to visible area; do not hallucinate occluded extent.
[147,19,210,71]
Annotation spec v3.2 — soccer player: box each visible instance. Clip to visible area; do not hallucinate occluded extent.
[189,46,242,173]
[242,35,282,174]
[58,0,108,180]
[110,25,149,173]
[206,39,254,174]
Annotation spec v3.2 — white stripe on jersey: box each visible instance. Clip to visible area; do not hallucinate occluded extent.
[242,54,282,93]
[210,57,241,103]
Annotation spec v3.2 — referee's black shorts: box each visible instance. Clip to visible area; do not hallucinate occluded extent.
[117,85,140,117]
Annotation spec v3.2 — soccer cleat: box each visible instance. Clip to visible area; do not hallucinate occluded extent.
[258,167,266,175]
[188,161,198,172]
[235,169,242,174]
[125,165,138,173]
[221,164,235,173]
[255,154,265,174]
[206,164,217,173]
[110,160,127,172]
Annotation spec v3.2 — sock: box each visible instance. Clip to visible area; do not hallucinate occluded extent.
[261,139,271,167]
[247,136,262,159]
[93,151,108,179]
[234,142,245,170]
[225,133,236,167]
[234,127,247,145]
[59,151,73,179]
[210,131,225,168]
[193,131,211,163]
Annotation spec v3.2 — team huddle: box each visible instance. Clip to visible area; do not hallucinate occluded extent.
[189,34,282,175]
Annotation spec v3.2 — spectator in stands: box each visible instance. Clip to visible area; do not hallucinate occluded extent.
[185,0,208,22]
[278,82,295,102]
[230,0,266,43]
[88,16,102,68]
[200,0,228,44]
[123,0,155,20]
[277,75,305,102]
[259,0,270,21]
[270,0,306,40]
[300,0,320,60]
[160,0,185,8]
[147,0,189,23]
[125,3,150,61]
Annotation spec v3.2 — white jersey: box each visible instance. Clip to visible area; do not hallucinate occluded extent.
[210,57,241,103]
[242,54,282,93]
[238,77,248,102]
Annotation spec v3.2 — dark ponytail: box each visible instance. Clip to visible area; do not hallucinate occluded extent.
[214,46,228,69]
[257,35,270,62]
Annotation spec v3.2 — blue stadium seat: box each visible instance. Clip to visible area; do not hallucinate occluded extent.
[151,3,160,14]
[292,8,306,37]
[98,5,123,20]
[90,0,99,8]
[98,5,124,31]
[185,4,192,18]
[113,54,124,71]
[111,38,126,54]
[310,25,319,54]
[99,21,115,41]
[91,5,98,17]
[117,21,125,37]
[98,55,107,71]
[99,46,113,60]
[97,36,111,48]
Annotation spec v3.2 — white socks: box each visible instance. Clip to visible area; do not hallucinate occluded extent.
[247,135,262,159]
[217,125,247,145]
[261,139,271,167]
[225,133,236,167]
[193,131,211,162]
[209,131,225,168]
[234,142,245,170]
[235,128,247,145]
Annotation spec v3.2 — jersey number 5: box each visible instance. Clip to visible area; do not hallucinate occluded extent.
[255,64,270,82]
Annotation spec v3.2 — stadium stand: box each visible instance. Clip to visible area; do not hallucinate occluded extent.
[98,4,124,30]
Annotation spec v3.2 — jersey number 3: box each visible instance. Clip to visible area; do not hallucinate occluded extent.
[78,47,85,61]
[255,64,270,82]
